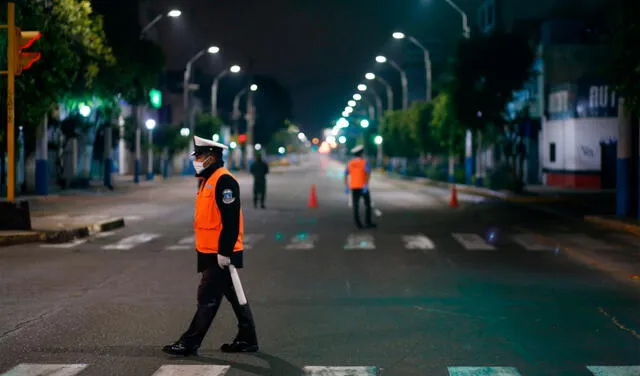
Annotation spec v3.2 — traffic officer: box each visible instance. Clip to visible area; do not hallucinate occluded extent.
[162,135,258,356]
[249,152,269,209]
[344,145,377,229]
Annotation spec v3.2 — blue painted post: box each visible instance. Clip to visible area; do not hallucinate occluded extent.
[35,114,48,195]
[103,126,113,188]
[475,131,484,186]
[146,129,154,181]
[134,127,141,184]
[465,129,473,185]
[617,98,631,217]
[448,153,455,182]
[162,148,169,179]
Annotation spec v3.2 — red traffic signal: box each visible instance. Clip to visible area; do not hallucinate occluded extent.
[15,28,41,75]
[238,134,247,143]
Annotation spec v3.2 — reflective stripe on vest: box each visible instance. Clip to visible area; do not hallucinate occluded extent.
[194,167,244,254]
[347,158,367,189]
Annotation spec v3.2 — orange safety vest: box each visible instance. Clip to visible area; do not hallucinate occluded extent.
[347,158,368,189]
[194,167,244,254]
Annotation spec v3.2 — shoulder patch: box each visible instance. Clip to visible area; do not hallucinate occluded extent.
[222,189,236,204]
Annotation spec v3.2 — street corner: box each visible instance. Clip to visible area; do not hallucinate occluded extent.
[34,216,126,244]
[584,216,640,237]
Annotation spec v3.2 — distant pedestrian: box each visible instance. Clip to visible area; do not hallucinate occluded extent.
[250,152,269,209]
[344,145,376,229]
[162,135,258,356]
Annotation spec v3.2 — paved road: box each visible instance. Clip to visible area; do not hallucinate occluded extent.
[1,155,639,376]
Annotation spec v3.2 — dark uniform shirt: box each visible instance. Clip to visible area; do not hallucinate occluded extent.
[250,160,269,183]
[196,162,244,273]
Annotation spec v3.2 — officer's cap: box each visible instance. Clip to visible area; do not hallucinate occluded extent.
[191,135,228,157]
[351,145,364,154]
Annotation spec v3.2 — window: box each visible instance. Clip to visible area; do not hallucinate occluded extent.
[549,143,556,163]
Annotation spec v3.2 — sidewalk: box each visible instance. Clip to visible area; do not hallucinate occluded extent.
[0,175,188,247]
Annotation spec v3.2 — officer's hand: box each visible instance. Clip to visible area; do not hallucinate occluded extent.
[344,186,350,195]
[362,185,368,193]
[217,254,231,269]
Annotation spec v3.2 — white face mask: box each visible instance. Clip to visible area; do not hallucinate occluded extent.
[192,156,211,174]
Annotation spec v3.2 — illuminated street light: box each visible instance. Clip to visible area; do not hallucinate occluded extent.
[278,146,286,154]
[375,55,387,63]
[365,72,375,80]
[326,135,336,144]
[230,141,237,149]
[342,111,349,117]
[348,100,356,107]
[79,104,91,117]
[392,32,405,39]
[358,84,367,91]
[250,84,258,91]
[255,143,262,151]
[180,127,190,136]
[167,9,182,17]
[230,65,241,73]
[345,107,353,113]
[212,133,220,142]
[353,93,362,100]
[360,119,369,128]
[207,46,220,54]
[338,136,347,144]
[145,119,156,130]
[374,135,383,145]
[337,117,349,127]
[297,132,306,141]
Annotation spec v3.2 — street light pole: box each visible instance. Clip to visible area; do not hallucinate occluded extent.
[375,56,408,110]
[211,65,241,119]
[393,32,432,101]
[443,0,471,38]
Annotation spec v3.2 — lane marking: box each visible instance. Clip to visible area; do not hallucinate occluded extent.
[95,231,117,238]
[243,234,265,250]
[452,233,496,251]
[152,365,230,376]
[551,233,617,250]
[303,366,379,375]
[587,366,640,376]
[178,236,195,244]
[40,239,87,249]
[123,215,143,221]
[285,233,318,250]
[511,233,553,251]
[2,363,88,376]
[402,234,435,250]
[343,234,375,250]
[165,245,192,251]
[448,367,522,375]
[102,233,161,250]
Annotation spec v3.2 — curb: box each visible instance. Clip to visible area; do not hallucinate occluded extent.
[0,218,126,247]
[584,216,640,237]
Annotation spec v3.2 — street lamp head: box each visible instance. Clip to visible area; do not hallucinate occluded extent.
[365,72,375,80]
[180,127,190,137]
[357,84,367,91]
[337,117,349,128]
[250,84,258,91]
[360,119,369,128]
[167,9,181,17]
[344,107,353,114]
[255,143,262,151]
[145,119,157,130]
[230,65,241,73]
[353,93,362,101]
[375,55,387,63]
[348,100,356,107]
[392,32,405,39]
[278,146,286,155]
[212,133,220,142]
[342,111,349,117]
[338,136,347,144]
[374,135,383,145]
[79,104,91,117]
[207,46,220,54]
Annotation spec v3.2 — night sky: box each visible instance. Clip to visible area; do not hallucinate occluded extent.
[144,0,483,137]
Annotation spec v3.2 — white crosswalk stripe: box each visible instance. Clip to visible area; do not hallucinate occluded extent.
[2,363,88,376]
[344,233,376,250]
[285,233,318,249]
[452,233,497,250]
[511,233,553,251]
[243,234,265,250]
[102,233,161,250]
[402,234,435,250]
[303,366,379,375]
[2,363,638,375]
[151,365,230,376]
[164,236,194,250]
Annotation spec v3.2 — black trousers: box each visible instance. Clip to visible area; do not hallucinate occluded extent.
[253,180,266,207]
[179,265,257,348]
[351,188,373,227]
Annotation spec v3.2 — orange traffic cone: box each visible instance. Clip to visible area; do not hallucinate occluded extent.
[308,184,318,208]
[449,185,459,208]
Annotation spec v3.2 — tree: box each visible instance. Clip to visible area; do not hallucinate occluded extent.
[11,0,115,155]
[430,92,466,156]
[266,128,292,155]
[610,0,640,114]
[380,110,420,158]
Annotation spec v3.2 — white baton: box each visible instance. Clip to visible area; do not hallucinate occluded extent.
[228,265,247,305]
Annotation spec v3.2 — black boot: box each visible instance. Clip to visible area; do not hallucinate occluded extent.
[221,304,258,353]
[162,341,199,356]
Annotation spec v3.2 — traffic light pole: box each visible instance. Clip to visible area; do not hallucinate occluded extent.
[5,2,16,201]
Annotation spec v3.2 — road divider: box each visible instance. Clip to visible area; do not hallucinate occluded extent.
[0,217,125,247]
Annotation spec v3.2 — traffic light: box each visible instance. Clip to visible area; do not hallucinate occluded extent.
[149,89,162,109]
[15,28,41,75]
[238,134,247,143]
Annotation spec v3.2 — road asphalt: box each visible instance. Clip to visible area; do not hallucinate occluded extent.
[0,154,639,376]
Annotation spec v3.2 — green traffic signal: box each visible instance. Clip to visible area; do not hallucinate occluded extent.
[149,89,162,109]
